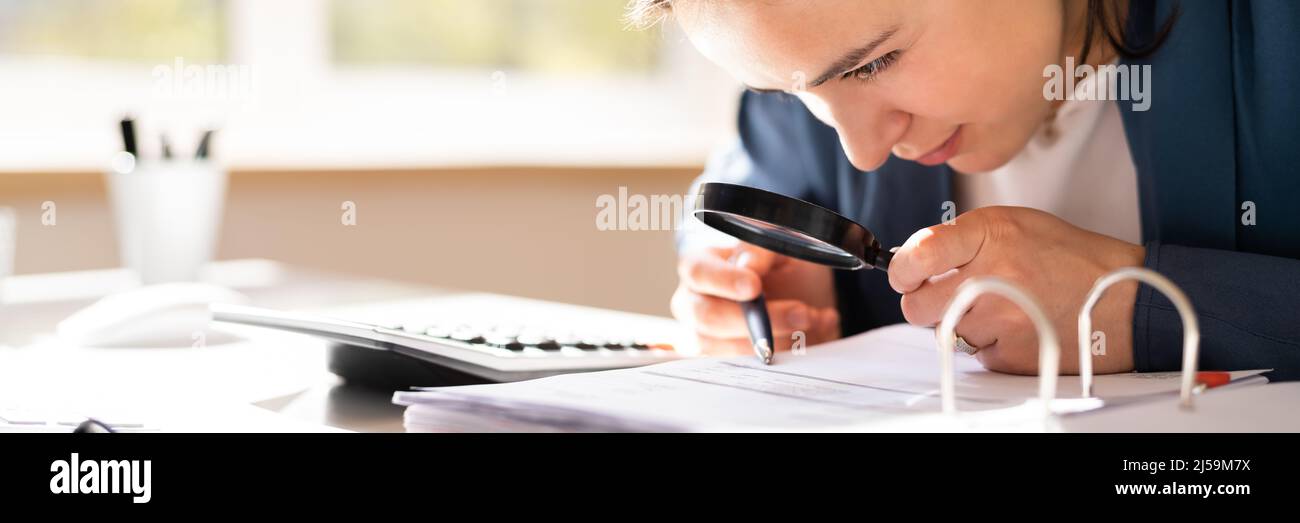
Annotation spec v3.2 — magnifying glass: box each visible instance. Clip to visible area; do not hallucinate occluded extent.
[691,182,894,365]
[693,182,893,272]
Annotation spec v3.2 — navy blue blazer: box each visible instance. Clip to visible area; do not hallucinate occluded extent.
[690,0,1300,380]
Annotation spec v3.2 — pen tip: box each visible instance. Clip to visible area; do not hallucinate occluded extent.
[754,339,774,365]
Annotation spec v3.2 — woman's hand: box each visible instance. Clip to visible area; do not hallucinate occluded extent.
[888,206,1145,375]
[671,243,841,356]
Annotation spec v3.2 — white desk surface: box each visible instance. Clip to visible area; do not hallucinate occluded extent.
[0,259,445,433]
[8,261,1289,433]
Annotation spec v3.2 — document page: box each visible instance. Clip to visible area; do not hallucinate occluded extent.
[394,324,1267,432]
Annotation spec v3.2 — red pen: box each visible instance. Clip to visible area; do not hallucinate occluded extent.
[1195,371,1232,389]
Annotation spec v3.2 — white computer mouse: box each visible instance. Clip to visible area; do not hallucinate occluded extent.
[57,282,251,348]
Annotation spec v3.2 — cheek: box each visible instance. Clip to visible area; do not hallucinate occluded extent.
[878,45,980,122]
[893,36,1053,125]
[918,49,1057,172]
[932,0,1063,121]
[896,2,1062,170]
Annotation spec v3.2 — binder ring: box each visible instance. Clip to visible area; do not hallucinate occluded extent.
[937,277,1061,416]
[1078,267,1200,408]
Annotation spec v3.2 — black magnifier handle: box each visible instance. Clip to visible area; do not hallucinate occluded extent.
[872,249,894,272]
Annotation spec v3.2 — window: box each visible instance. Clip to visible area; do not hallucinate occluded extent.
[0,0,226,62]
[0,0,739,172]
[330,0,659,73]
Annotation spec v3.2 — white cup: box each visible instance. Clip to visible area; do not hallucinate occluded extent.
[105,159,227,285]
[0,206,14,304]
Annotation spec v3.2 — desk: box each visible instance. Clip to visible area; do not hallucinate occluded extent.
[0,259,452,433]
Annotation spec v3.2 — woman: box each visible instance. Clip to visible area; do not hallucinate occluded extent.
[642,0,1300,380]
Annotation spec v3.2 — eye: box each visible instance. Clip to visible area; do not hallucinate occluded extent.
[841,50,901,83]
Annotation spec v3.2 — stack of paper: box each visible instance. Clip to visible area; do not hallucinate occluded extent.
[393,324,1271,432]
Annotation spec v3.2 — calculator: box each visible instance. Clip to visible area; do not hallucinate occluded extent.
[211,295,689,384]
[0,408,153,433]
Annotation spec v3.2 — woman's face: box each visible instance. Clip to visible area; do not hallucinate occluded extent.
[675,0,1077,174]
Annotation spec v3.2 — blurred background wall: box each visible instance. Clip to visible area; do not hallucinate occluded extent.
[0,167,700,316]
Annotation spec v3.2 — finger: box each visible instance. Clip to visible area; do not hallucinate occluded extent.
[972,299,1059,375]
[693,334,755,358]
[674,290,814,339]
[686,293,744,338]
[696,332,796,358]
[732,242,783,277]
[951,298,1001,350]
[975,342,1037,376]
[698,310,836,356]
[813,306,842,342]
[793,306,841,347]
[888,217,987,294]
[677,249,762,301]
[898,265,970,326]
[769,299,815,335]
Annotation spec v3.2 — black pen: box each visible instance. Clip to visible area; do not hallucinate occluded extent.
[195,129,214,160]
[731,250,775,365]
[119,117,137,157]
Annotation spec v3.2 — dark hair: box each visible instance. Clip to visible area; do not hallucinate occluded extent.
[1080,0,1180,64]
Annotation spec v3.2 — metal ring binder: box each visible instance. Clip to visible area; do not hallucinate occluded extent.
[1078,267,1200,408]
[937,277,1061,416]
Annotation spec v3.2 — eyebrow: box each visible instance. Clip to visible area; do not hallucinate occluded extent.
[746,25,900,93]
[810,26,900,87]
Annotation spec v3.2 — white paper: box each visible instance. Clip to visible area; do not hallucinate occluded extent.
[395,324,1270,432]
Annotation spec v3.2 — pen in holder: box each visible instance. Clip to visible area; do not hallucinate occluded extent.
[936,277,1061,417]
[1078,267,1200,408]
[105,155,227,285]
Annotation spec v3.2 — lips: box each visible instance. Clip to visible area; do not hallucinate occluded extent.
[914,126,962,167]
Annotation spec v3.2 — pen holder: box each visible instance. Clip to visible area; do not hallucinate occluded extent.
[105,159,227,285]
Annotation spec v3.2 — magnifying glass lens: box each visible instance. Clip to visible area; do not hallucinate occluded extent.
[703,213,865,269]
[693,183,891,272]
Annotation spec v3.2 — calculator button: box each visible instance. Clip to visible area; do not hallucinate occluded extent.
[485,334,525,351]
[450,330,486,344]
[489,325,521,338]
[402,322,431,333]
[424,325,453,339]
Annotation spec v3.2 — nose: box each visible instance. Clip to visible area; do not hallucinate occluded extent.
[801,87,908,171]
[889,117,955,161]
